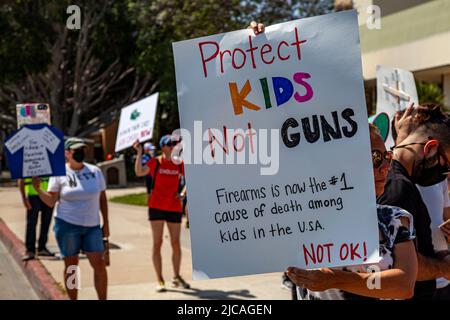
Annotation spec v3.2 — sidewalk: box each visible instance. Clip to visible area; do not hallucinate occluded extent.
[0,240,38,300]
[0,186,291,300]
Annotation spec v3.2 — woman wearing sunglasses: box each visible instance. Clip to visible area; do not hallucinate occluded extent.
[133,135,190,292]
[286,124,418,300]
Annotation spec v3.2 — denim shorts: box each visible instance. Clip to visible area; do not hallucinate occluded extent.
[54,217,104,258]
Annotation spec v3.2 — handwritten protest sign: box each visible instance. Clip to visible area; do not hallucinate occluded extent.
[16,103,51,128]
[376,65,418,149]
[114,93,159,152]
[5,124,65,179]
[173,10,379,279]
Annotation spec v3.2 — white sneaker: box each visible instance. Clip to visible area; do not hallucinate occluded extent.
[172,275,190,289]
[156,281,166,292]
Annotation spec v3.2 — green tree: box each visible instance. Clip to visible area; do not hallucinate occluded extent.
[131,0,333,138]
[0,0,155,135]
[416,81,445,108]
[0,0,333,138]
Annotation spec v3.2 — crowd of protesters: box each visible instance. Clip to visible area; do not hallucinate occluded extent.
[246,21,450,301]
[21,134,189,299]
[10,21,450,302]
[286,105,450,300]
[20,104,450,301]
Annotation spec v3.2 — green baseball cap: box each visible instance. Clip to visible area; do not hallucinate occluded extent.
[64,137,87,150]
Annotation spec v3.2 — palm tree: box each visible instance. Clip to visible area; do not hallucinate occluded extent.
[416,81,446,110]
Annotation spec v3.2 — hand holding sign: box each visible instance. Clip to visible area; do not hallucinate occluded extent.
[247,21,265,35]
[286,267,336,292]
[132,139,143,154]
[114,93,159,152]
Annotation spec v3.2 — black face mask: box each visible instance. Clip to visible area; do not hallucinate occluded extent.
[395,141,449,187]
[412,152,448,187]
[72,149,85,163]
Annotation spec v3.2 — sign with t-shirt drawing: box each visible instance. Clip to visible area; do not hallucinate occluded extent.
[173,10,380,279]
[4,124,65,179]
[375,65,418,149]
[114,93,159,152]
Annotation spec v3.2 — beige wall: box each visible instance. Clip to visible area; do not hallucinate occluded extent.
[353,0,373,26]
[372,0,430,17]
[361,30,450,79]
[354,0,431,25]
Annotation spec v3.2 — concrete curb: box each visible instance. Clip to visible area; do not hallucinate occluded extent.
[0,218,68,300]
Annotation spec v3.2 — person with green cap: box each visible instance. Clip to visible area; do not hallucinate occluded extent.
[32,137,110,300]
[19,176,54,261]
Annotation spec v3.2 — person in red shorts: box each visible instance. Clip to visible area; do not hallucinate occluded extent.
[133,135,190,292]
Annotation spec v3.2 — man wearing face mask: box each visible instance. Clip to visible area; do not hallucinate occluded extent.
[392,105,450,300]
[32,137,110,300]
[379,103,450,300]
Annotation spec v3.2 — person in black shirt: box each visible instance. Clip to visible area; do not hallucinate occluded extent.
[286,124,418,300]
[378,104,450,299]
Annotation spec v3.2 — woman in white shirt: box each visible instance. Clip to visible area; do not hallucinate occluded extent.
[32,138,110,300]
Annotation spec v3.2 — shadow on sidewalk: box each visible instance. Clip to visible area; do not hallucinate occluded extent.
[163,287,256,300]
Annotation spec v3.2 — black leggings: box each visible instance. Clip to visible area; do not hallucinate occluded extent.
[25,196,53,252]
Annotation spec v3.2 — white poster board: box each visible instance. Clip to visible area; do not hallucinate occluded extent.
[173,10,379,280]
[376,65,418,149]
[114,93,159,152]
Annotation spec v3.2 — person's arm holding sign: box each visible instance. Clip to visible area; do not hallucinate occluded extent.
[287,236,418,299]
[31,177,59,208]
[248,21,265,34]
[133,140,150,177]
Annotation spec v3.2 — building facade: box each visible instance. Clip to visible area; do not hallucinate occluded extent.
[353,0,450,112]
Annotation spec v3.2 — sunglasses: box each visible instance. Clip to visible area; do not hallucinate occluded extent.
[372,150,393,169]
[163,141,177,147]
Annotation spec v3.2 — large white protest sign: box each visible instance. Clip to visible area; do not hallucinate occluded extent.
[173,10,379,279]
[114,93,159,152]
[376,65,418,149]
